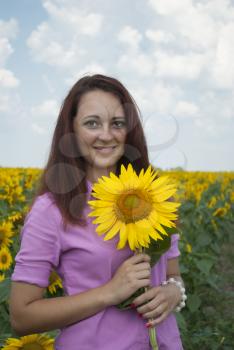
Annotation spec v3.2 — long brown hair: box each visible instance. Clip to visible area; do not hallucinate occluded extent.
[34,74,151,230]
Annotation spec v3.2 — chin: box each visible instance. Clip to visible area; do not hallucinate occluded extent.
[93,156,121,168]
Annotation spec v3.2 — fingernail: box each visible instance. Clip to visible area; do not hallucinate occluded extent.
[130,303,136,308]
[146,322,152,328]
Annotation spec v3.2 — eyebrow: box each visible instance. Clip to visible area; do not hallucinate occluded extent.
[83,115,125,120]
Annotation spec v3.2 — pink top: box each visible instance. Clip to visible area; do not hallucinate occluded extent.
[11,180,183,349]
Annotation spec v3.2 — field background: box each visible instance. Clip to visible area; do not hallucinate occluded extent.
[0,168,233,349]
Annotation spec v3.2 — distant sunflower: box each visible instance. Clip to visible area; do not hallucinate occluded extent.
[2,334,54,350]
[48,270,63,294]
[8,211,22,224]
[0,246,13,270]
[88,164,180,251]
[0,221,13,248]
[0,273,5,282]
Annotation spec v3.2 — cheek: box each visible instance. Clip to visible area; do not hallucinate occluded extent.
[78,130,97,146]
[115,129,127,142]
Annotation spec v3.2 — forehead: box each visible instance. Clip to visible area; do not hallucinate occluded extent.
[77,89,124,117]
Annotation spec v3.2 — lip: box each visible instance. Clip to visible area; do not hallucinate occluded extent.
[93,146,117,153]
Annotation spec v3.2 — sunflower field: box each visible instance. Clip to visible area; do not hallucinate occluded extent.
[0,167,233,349]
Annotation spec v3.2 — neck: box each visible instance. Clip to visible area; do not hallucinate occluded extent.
[85,165,117,184]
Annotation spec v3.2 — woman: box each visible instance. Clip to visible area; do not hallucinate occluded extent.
[10,74,184,349]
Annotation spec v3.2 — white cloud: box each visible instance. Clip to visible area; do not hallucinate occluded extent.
[31,99,59,119]
[27,22,86,68]
[0,68,19,88]
[175,6,217,49]
[148,0,192,16]
[117,52,154,77]
[43,0,103,36]
[0,18,18,39]
[131,81,182,116]
[117,25,142,50]
[211,23,234,88]
[0,37,14,66]
[0,94,9,112]
[174,100,199,118]
[145,29,174,44]
[31,123,47,135]
[27,1,103,69]
[154,50,207,80]
[65,63,106,85]
[0,17,20,121]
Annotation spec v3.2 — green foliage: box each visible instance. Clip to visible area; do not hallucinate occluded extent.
[177,180,234,349]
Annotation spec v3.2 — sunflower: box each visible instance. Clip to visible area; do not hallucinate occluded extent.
[0,246,13,270]
[8,211,23,224]
[47,270,63,294]
[0,273,5,282]
[2,334,54,350]
[88,164,180,251]
[0,221,13,248]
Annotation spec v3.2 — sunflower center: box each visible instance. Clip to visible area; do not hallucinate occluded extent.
[116,190,152,223]
[22,343,44,350]
[124,194,140,209]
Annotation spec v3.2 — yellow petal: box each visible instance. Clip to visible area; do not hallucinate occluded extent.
[150,176,170,191]
[88,200,115,208]
[103,220,122,241]
[128,223,138,250]
[96,215,117,233]
[153,189,177,202]
[117,222,128,249]
[92,212,116,224]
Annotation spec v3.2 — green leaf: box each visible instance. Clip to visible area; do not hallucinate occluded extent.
[145,234,172,267]
[195,259,214,275]
[176,312,187,331]
[187,294,201,313]
[0,278,11,303]
[197,234,212,246]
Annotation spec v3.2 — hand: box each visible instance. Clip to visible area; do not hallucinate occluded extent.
[132,283,181,326]
[103,253,151,306]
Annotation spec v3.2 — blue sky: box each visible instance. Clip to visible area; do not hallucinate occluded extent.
[0,0,234,171]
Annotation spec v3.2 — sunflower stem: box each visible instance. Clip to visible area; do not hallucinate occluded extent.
[138,247,158,350]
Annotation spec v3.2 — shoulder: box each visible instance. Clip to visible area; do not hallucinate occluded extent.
[26,192,61,225]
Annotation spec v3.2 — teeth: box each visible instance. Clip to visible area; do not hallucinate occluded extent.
[95,146,115,149]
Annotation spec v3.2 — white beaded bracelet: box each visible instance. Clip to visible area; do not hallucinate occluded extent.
[161,277,187,312]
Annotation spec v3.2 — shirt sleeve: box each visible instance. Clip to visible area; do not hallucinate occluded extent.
[165,234,181,259]
[11,193,61,288]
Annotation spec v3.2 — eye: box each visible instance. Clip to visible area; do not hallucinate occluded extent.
[113,121,126,128]
[85,120,98,127]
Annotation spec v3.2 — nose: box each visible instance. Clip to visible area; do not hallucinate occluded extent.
[98,125,114,142]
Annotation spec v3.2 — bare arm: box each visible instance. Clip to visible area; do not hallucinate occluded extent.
[166,257,184,286]
[10,253,151,336]
[9,281,112,336]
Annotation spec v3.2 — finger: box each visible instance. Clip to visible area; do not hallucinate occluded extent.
[133,287,160,307]
[143,302,166,319]
[149,311,169,326]
[137,297,162,315]
[137,278,151,289]
[128,253,151,264]
[135,269,151,280]
[134,262,151,272]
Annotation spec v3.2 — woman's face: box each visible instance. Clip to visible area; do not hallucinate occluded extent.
[73,89,127,180]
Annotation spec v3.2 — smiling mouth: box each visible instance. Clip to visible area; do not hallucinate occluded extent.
[93,146,117,153]
[94,146,117,150]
